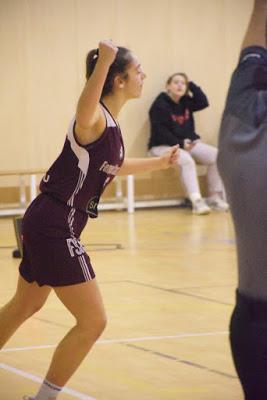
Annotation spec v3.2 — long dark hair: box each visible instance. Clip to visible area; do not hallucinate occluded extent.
[86,47,133,98]
[166,72,189,95]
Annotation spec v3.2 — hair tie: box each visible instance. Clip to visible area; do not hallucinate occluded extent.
[93,49,99,60]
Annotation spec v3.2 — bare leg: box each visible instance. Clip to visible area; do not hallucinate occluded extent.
[241,0,267,50]
[0,276,51,349]
[44,279,106,387]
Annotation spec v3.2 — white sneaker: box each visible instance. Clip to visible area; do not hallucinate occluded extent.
[192,198,211,215]
[207,196,229,211]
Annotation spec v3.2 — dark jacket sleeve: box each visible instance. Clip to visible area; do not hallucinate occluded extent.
[187,81,209,112]
[149,103,184,148]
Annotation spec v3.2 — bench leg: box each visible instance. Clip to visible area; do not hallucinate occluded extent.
[19,176,27,206]
[127,175,135,213]
[30,174,37,202]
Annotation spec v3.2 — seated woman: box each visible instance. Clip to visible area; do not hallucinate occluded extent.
[148,72,229,215]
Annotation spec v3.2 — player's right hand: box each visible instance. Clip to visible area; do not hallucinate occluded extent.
[98,40,118,66]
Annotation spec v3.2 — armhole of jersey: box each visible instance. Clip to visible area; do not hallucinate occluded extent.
[69,103,119,150]
[71,110,108,149]
[100,103,118,128]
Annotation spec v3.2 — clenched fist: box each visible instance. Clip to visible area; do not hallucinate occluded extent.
[98,40,118,66]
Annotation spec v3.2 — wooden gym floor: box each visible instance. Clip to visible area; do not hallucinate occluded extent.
[0,207,243,400]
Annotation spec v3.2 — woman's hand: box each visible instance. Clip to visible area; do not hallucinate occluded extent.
[160,145,179,169]
[98,40,118,67]
[184,139,196,151]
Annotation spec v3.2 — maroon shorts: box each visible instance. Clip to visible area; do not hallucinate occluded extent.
[19,194,95,287]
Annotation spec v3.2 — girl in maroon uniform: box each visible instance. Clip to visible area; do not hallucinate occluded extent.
[0,40,178,400]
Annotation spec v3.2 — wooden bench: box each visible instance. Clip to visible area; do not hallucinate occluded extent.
[0,169,45,216]
[0,166,207,216]
[124,165,207,212]
[0,169,134,216]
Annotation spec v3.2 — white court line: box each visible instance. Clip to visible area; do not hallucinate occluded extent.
[0,363,96,400]
[1,331,229,353]
[0,331,229,399]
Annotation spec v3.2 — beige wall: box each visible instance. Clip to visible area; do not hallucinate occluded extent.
[0,0,252,175]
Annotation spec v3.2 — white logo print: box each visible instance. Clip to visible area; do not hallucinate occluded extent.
[86,196,100,217]
[66,238,85,257]
[99,161,120,175]
[43,174,50,183]
[120,146,124,160]
[103,177,111,187]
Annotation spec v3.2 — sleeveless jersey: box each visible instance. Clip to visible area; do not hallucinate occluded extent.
[40,104,124,218]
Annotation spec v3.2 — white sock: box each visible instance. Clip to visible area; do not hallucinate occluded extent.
[189,192,202,204]
[35,379,62,400]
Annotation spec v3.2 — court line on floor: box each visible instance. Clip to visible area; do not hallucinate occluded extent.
[33,316,70,328]
[1,331,229,353]
[125,280,234,306]
[122,343,237,380]
[0,363,96,400]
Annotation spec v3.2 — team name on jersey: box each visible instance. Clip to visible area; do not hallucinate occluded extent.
[99,161,120,175]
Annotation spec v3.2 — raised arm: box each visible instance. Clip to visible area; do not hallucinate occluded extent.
[75,40,118,145]
[187,81,209,112]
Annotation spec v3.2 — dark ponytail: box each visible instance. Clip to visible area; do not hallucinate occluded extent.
[86,46,133,97]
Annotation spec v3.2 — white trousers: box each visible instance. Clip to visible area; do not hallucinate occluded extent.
[148,142,223,197]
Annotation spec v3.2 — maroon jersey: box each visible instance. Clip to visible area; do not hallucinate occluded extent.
[40,104,124,218]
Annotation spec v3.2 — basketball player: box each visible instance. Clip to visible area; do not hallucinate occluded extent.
[0,40,178,400]
[217,0,267,398]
